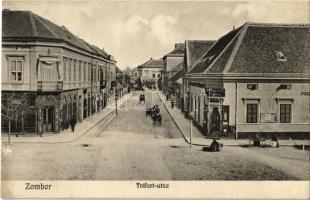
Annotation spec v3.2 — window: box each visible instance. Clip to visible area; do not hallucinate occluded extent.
[78,61,82,81]
[98,66,100,81]
[83,62,86,82]
[73,60,76,81]
[68,59,72,81]
[9,57,23,82]
[278,84,291,90]
[280,104,291,123]
[246,104,258,123]
[276,51,287,62]
[153,74,155,78]
[88,64,91,81]
[247,84,258,90]
[63,58,67,81]
[158,74,160,78]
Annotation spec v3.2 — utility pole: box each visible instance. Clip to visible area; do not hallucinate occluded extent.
[190,118,192,148]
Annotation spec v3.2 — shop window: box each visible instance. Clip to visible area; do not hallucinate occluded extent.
[246,103,258,123]
[222,105,229,122]
[280,104,291,123]
[9,57,24,82]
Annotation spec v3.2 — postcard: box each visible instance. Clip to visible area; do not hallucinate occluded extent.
[1,0,309,199]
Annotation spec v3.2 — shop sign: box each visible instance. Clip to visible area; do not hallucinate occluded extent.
[260,113,276,123]
[205,88,225,97]
[301,92,310,96]
[39,57,60,65]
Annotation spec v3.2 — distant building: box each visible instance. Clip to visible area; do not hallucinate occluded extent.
[137,58,164,88]
[128,67,140,83]
[162,43,184,95]
[185,23,310,139]
[1,10,117,134]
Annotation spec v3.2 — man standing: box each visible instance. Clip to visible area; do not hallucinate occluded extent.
[70,117,77,132]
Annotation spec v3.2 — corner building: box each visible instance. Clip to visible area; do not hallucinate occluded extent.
[185,23,310,139]
[1,10,117,134]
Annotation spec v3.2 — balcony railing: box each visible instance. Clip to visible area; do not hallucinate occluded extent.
[37,80,63,92]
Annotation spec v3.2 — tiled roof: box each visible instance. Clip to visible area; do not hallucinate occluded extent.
[189,27,241,73]
[138,58,164,69]
[226,23,310,73]
[2,10,113,61]
[190,22,310,74]
[164,43,185,57]
[185,40,215,70]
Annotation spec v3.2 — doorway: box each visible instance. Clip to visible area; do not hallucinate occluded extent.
[210,107,221,133]
[43,106,54,132]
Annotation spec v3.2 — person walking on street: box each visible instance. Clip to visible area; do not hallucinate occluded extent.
[70,117,77,132]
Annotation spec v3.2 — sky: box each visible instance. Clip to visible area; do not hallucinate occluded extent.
[3,1,310,70]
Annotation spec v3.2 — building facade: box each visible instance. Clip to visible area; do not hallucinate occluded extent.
[137,58,164,88]
[162,43,184,95]
[184,23,310,139]
[1,10,117,134]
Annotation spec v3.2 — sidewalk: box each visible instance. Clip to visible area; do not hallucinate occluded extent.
[156,91,310,147]
[1,92,133,144]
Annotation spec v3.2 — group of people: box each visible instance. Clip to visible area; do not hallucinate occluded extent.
[151,105,160,114]
[253,134,279,148]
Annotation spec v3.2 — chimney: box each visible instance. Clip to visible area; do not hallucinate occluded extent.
[233,25,235,30]
[175,43,183,49]
[150,58,153,60]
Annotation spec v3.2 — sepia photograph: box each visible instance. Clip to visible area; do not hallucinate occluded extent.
[1,0,310,199]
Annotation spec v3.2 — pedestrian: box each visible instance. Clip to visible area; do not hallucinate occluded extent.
[70,117,77,132]
[253,134,260,147]
[271,134,280,148]
[210,139,220,152]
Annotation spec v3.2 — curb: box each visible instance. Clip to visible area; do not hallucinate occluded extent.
[2,93,133,145]
[157,92,207,147]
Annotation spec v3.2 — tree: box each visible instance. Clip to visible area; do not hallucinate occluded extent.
[1,92,38,144]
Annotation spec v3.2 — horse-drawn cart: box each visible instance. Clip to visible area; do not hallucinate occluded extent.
[146,105,162,125]
[139,94,145,103]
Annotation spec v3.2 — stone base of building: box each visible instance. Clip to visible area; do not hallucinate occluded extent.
[236,132,310,140]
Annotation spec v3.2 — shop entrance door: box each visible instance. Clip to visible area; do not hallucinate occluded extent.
[43,106,54,132]
[210,107,221,133]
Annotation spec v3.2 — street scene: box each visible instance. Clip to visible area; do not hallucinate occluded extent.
[1,1,310,183]
[2,89,309,180]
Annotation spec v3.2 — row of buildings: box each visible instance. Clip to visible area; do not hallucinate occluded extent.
[133,22,310,139]
[1,10,123,135]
